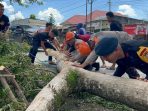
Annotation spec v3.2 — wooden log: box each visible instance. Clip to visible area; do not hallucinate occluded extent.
[26,68,73,111]
[4,67,29,105]
[0,74,15,78]
[26,49,148,111]
[0,77,17,102]
[76,68,148,111]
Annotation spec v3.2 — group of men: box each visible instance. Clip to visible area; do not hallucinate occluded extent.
[0,3,148,82]
[28,11,148,82]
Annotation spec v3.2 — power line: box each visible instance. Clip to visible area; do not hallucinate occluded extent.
[108,0,111,11]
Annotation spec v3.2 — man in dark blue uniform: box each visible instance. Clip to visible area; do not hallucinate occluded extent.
[0,3,10,32]
[29,29,59,63]
[106,11,123,31]
[95,37,148,81]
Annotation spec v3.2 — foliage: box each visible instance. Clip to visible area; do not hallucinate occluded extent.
[66,70,78,90]
[29,14,36,19]
[0,34,55,110]
[49,14,55,25]
[1,0,43,6]
[54,89,65,110]
[72,92,135,111]
[60,92,136,111]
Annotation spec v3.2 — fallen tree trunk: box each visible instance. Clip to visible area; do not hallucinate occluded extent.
[26,68,73,111]
[76,68,148,111]
[26,49,148,111]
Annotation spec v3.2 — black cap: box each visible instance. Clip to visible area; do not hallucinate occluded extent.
[95,37,118,56]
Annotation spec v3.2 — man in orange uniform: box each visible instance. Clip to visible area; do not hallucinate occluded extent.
[65,31,99,71]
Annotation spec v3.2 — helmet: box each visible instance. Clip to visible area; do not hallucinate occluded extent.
[65,32,75,41]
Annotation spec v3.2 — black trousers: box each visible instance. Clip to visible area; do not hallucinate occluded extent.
[29,41,56,63]
[114,67,140,79]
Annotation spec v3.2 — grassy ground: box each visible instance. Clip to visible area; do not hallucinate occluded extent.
[60,92,136,111]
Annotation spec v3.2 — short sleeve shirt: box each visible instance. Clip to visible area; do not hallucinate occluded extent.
[0,15,10,31]
[110,20,123,31]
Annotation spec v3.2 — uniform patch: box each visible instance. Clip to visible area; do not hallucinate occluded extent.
[137,46,148,63]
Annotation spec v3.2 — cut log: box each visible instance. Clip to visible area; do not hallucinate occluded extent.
[76,68,148,111]
[26,49,148,111]
[4,67,29,105]
[26,68,73,111]
[0,66,28,105]
[0,77,17,102]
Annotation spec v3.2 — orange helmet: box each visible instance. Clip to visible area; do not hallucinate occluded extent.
[65,32,75,41]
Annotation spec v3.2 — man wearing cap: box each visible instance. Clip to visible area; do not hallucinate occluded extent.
[64,31,91,61]
[64,31,99,71]
[95,37,148,81]
[73,31,133,68]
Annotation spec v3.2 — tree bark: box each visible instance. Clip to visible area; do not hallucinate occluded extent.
[76,68,148,111]
[26,68,72,111]
[26,49,148,111]
[4,68,29,105]
[0,77,17,102]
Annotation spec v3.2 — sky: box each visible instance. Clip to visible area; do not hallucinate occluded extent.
[1,0,148,25]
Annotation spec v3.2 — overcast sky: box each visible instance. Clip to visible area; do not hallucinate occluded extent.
[1,0,148,24]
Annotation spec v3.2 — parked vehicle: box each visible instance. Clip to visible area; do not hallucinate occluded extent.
[10,25,46,45]
[10,25,34,45]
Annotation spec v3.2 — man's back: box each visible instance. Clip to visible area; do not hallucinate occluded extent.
[110,20,123,31]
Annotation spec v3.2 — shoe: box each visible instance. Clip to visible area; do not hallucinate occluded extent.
[84,65,93,71]
[92,62,100,71]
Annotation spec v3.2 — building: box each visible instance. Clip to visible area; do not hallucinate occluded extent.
[11,18,47,27]
[61,10,148,33]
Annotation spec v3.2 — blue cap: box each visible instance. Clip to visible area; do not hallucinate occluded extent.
[95,37,118,56]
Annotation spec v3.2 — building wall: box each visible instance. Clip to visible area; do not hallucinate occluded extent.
[11,19,46,27]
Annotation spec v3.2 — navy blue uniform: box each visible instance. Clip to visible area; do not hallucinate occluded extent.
[114,40,148,79]
[29,32,56,63]
[0,15,10,32]
[110,20,123,31]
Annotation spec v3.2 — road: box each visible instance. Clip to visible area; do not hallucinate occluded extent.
[35,52,145,78]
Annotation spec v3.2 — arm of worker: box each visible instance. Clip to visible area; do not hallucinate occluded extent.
[52,37,61,51]
[70,53,82,62]
[41,41,48,56]
[72,50,98,68]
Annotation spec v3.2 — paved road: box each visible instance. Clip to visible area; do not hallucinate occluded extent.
[35,52,145,78]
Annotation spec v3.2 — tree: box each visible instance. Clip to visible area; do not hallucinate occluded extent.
[1,0,43,6]
[49,14,55,25]
[29,14,36,19]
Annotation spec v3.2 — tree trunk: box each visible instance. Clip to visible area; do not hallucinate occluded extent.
[26,68,72,111]
[4,68,29,105]
[76,68,148,111]
[0,77,17,102]
[26,49,148,111]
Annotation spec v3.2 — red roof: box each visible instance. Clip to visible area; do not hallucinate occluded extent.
[63,15,86,25]
[62,10,123,25]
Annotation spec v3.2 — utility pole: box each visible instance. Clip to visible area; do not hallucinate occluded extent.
[88,0,94,33]
[85,0,88,29]
[108,0,111,11]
